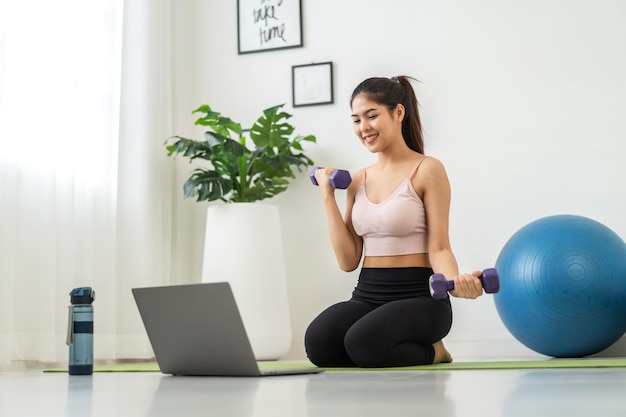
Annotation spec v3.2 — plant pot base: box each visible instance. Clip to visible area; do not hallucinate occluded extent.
[201,203,293,360]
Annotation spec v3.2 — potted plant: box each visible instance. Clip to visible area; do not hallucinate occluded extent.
[165,103,316,203]
[165,103,317,360]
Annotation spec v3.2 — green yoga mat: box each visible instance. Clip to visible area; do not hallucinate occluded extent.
[44,358,626,373]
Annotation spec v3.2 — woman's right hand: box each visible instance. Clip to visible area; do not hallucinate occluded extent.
[314,167,338,194]
[449,271,484,299]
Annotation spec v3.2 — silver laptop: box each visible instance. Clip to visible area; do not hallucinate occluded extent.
[132,282,324,377]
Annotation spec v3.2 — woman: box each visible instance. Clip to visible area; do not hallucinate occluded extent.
[304,75,484,368]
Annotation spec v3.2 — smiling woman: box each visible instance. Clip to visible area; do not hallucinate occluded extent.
[305,76,484,368]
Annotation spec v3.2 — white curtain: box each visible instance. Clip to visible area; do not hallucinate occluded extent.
[0,0,175,364]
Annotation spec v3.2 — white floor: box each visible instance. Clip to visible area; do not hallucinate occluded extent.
[1,362,626,417]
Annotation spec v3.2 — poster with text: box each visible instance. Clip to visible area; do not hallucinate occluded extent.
[237,0,303,54]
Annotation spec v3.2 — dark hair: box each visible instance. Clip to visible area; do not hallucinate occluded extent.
[350,76,424,154]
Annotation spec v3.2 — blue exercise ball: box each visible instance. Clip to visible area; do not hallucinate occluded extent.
[495,215,626,358]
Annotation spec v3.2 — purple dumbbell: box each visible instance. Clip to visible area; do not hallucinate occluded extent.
[429,268,500,299]
[309,167,352,189]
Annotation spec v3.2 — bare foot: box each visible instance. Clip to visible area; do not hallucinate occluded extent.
[432,340,453,364]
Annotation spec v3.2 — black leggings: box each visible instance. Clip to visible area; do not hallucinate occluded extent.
[304,267,452,368]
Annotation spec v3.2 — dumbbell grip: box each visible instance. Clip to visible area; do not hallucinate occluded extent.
[429,268,500,299]
[309,167,352,189]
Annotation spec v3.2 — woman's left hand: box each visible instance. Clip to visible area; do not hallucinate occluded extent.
[449,270,484,299]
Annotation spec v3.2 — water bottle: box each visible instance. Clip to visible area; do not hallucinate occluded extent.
[66,287,96,375]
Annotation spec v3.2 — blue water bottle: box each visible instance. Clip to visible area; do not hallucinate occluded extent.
[66,287,96,375]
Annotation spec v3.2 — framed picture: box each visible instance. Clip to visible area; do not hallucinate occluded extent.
[292,62,334,107]
[237,0,303,54]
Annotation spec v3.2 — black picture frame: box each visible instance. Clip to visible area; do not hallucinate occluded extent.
[237,0,303,55]
[292,62,334,107]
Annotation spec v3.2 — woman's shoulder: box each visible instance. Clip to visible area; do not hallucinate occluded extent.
[419,155,447,174]
[413,155,450,190]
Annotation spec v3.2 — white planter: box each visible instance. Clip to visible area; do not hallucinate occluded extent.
[201,203,292,360]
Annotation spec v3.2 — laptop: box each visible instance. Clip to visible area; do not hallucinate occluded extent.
[132,282,324,377]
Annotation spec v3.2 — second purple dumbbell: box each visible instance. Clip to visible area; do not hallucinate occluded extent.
[429,268,500,299]
[309,167,352,189]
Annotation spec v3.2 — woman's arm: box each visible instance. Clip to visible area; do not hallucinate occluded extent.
[419,158,483,299]
[314,167,363,272]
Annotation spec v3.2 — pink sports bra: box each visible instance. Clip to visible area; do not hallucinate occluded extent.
[352,159,428,256]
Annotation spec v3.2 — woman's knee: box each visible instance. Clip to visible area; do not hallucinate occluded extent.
[304,301,373,367]
[343,323,387,367]
[303,316,330,356]
[304,318,352,367]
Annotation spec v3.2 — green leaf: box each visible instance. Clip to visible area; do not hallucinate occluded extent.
[165,103,317,203]
[184,169,234,202]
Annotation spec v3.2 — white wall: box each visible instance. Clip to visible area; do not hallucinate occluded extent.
[169,0,626,360]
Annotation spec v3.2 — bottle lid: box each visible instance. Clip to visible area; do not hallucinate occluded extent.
[70,287,95,305]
